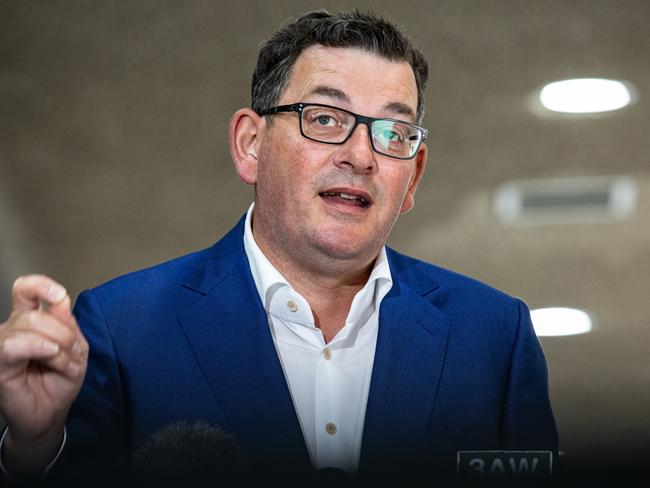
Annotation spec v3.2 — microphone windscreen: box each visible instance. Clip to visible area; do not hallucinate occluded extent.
[130,421,247,484]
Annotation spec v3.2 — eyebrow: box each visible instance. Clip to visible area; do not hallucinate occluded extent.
[306,85,416,120]
[307,85,350,103]
[384,102,415,119]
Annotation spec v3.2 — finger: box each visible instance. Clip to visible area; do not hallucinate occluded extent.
[11,275,67,313]
[39,344,87,378]
[13,310,78,352]
[0,331,61,368]
[0,330,86,379]
[47,307,88,359]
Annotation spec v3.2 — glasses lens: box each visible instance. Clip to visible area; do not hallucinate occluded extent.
[300,106,354,143]
[371,120,422,158]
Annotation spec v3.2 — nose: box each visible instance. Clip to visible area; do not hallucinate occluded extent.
[334,122,377,174]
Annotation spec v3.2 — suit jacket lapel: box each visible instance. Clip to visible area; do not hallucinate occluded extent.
[359,258,451,472]
[177,219,311,472]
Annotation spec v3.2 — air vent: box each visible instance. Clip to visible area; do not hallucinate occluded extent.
[493,176,637,225]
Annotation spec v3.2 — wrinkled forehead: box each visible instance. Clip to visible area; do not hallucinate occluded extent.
[280,45,418,120]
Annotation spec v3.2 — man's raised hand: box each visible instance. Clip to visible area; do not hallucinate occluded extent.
[0,275,88,477]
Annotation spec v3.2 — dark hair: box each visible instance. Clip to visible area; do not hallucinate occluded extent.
[252,10,429,123]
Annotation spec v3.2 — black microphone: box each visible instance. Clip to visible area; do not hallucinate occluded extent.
[128,421,247,485]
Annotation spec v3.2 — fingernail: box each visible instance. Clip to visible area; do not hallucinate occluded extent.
[43,342,59,354]
[48,284,67,303]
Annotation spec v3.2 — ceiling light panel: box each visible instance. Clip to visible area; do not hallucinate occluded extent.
[539,78,634,114]
[531,307,593,337]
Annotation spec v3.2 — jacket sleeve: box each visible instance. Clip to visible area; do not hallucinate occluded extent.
[49,289,130,482]
[500,298,559,454]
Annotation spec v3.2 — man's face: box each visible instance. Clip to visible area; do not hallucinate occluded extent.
[251,45,427,270]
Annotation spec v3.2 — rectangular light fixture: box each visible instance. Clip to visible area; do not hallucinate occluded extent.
[492,176,637,225]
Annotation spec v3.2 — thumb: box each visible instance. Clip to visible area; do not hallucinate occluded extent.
[47,293,75,327]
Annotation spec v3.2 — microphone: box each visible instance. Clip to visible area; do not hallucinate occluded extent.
[128,421,247,485]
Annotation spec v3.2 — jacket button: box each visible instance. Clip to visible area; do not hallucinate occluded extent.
[325,423,337,435]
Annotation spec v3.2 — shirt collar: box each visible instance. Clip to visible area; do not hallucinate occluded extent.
[243,203,393,328]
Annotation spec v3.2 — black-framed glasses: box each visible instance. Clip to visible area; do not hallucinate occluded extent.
[257,102,427,160]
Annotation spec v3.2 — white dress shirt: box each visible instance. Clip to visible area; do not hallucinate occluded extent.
[243,203,393,474]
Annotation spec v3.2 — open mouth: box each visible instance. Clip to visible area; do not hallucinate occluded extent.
[318,189,372,208]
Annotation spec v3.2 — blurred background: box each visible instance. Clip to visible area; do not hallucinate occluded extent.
[1,0,648,476]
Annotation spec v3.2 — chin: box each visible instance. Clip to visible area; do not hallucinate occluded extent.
[312,234,379,262]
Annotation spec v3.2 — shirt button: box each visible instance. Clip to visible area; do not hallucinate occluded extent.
[325,423,337,435]
[323,347,332,360]
[286,300,298,312]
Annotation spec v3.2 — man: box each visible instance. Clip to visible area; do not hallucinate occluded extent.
[0,10,558,484]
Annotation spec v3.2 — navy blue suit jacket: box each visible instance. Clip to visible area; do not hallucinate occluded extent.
[66,216,558,478]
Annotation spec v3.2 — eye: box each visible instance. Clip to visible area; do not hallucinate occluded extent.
[310,112,340,127]
[302,106,350,135]
[316,115,335,126]
[382,129,404,143]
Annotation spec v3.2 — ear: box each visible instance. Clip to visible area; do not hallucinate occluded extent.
[229,108,265,185]
[400,143,427,213]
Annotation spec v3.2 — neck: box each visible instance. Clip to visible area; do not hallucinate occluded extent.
[252,218,378,343]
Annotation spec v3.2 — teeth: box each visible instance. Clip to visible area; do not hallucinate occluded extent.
[321,191,368,204]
